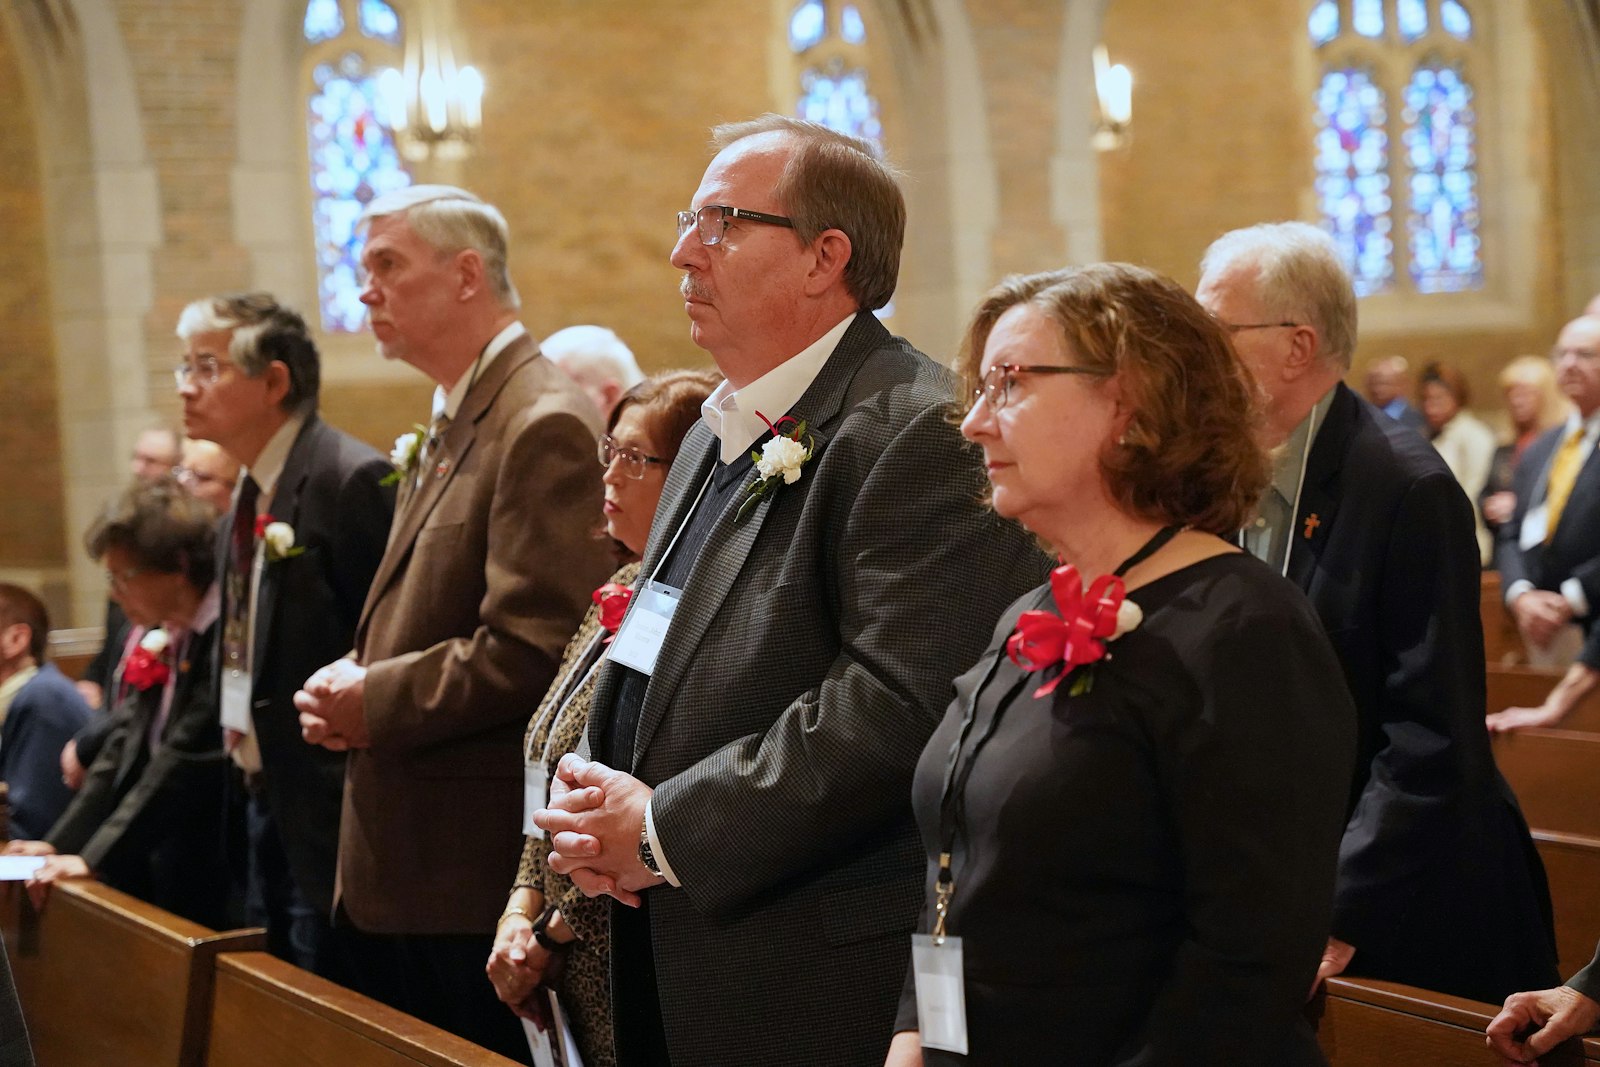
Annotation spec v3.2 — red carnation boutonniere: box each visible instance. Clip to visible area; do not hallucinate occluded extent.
[593,582,633,642]
[122,628,172,691]
[1006,563,1144,698]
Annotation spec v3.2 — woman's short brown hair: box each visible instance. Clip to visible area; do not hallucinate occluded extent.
[609,368,724,464]
[956,263,1271,536]
[1419,361,1470,408]
[84,478,218,590]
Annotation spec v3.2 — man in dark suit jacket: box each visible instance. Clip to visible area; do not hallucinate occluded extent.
[1486,316,1600,732]
[0,584,93,840]
[175,292,394,975]
[536,117,1048,1067]
[1197,221,1558,1005]
[296,185,611,1060]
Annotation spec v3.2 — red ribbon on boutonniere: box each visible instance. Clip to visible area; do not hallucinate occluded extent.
[254,513,271,540]
[1006,563,1142,698]
[593,582,633,641]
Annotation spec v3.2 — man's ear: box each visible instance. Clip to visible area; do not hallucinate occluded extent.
[0,623,32,664]
[455,248,487,302]
[1282,324,1321,378]
[803,229,852,297]
[262,361,293,407]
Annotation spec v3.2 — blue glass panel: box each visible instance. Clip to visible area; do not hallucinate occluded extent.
[1403,63,1481,292]
[789,0,825,53]
[307,54,413,332]
[1398,0,1428,40]
[1441,0,1472,39]
[841,4,866,44]
[1353,0,1384,37]
[1314,67,1394,296]
[304,0,343,43]
[359,0,401,45]
[797,58,882,148]
[1308,0,1339,46]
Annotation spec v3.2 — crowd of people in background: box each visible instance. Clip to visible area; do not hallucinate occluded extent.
[2,113,1600,1067]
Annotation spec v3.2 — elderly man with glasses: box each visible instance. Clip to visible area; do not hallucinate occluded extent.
[535,116,1046,1067]
[175,292,395,980]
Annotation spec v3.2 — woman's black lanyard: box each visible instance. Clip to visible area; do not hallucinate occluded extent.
[929,523,1182,942]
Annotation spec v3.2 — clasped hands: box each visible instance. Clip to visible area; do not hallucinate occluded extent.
[294,657,370,750]
[534,753,664,907]
[1512,590,1574,651]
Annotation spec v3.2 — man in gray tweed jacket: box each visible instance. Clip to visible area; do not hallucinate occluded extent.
[536,115,1047,1066]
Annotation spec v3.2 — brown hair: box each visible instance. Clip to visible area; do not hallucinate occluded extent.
[0,583,48,663]
[957,263,1271,535]
[1419,361,1470,408]
[608,368,723,464]
[711,115,904,311]
[84,478,218,590]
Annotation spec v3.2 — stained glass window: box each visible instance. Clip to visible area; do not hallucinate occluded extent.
[789,0,825,53]
[1353,0,1384,38]
[1398,0,1428,41]
[1315,68,1393,296]
[308,52,412,332]
[304,0,342,43]
[1404,64,1480,291]
[359,0,400,45]
[798,58,882,147]
[1308,1,1339,46]
[841,4,865,44]
[1441,0,1472,40]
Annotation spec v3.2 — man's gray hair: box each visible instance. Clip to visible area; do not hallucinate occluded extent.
[175,292,320,410]
[1200,221,1358,370]
[541,325,644,390]
[360,184,520,310]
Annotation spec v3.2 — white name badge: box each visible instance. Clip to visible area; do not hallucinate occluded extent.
[1520,502,1549,550]
[220,669,253,734]
[912,934,969,1055]
[523,759,547,839]
[605,580,683,677]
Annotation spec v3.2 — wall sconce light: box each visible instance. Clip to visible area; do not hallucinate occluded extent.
[1092,44,1133,151]
[379,31,484,162]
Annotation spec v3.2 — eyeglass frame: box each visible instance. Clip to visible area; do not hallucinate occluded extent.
[1214,320,1303,335]
[974,362,1112,413]
[598,433,666,480]
[173,354,235,389]
[675,205,795,247]
[105,563,151,591]
[173,465,237,491]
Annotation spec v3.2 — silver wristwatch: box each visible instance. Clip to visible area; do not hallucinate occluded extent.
[638,821,663,878]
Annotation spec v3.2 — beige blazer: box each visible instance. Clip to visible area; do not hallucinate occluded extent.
[340,334,614,934]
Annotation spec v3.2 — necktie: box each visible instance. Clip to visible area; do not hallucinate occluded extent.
[416,412,451,488]
[225,476,260,670]
[1544,429,1586,543]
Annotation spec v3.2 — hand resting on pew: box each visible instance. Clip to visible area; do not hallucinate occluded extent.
[1312,936,1357,998]
[22,852,90,910]
[1,839,54,858]
[1488,662,1600,734]
[1486,984,1600,1065]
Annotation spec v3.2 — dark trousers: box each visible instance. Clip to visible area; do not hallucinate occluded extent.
[611,897,672,1067]
[337,912,532,1064]
[245,793,341,979]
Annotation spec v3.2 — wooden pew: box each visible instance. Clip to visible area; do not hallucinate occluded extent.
[1483,571,1528,666]
[207,951,522,1067]
[1488,665,1600,735]
[1320,976,1600,1065]
[1492,728,1600,838]
[1535,829,1600,983]
[0,879,264,1066]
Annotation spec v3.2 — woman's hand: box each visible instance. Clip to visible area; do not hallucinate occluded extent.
[2,840,55,857]
[486,889,554,1012]
[26,854,89,910]
[884,1030,923,1067]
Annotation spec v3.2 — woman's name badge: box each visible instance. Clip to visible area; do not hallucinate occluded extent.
[606,580,682,677]
[523,759,547,839]
[912,934,969,1054]
[220,668,253,734]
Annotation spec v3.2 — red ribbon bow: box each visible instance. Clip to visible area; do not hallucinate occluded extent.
[254,513,273,540]
[122,645,171,691]
[593,582,633,637]
[1005,564,1127,698]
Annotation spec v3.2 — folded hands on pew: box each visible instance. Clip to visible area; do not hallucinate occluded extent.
[0,840,90,909]
[294,657,370,751]
[536,753,663,907]
[1486,984,1600,1066]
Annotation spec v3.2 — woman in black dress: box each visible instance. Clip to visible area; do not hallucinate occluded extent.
[887,264,1357,1066]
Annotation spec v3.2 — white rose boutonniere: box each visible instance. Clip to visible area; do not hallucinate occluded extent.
[736,412,816,523]
[256,515,306,563]
[140,627,169,655]
[381,425,427,486]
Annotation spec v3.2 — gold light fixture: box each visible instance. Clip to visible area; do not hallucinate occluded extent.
[378,30,483,162]
[1091,44,1133,151]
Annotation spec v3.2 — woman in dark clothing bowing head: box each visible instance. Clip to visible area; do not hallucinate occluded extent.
[887,263,1357,1067]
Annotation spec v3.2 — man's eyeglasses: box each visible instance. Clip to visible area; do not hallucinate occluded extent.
[105,564,149,591]
[173,466,237,491]
[173,355,230,388]
[675,205,794,248]
[598,434,665,480]
[1214,320,1302,335]
[974,363,1110,413]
